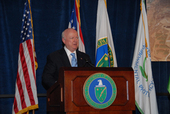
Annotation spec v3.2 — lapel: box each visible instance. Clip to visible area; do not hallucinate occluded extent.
[59,48,71,67]
[76,50,84,67]
[59,48,84,67]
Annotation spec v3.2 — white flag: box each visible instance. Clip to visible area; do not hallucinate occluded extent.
[132,0,158,114]
[95,0,117,67]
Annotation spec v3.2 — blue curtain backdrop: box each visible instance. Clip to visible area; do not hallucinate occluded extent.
[0,0,169,113]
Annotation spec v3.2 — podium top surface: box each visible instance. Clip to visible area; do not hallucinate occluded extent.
[59,67,133,72]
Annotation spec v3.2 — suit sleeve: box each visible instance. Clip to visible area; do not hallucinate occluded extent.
[42,54,58,90]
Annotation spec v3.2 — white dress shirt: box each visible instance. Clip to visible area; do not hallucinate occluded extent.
[64,46,77,65]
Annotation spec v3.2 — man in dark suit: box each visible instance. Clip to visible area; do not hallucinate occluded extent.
[42,28,93,90]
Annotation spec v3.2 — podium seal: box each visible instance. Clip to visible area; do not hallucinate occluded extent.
[83,73,117,109]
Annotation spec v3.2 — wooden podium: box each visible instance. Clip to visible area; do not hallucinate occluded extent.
[47,67,135,114]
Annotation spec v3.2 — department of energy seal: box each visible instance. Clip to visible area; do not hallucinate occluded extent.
[83,73,117,109]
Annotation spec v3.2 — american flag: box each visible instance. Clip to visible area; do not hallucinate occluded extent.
[12,0,38,113]
[68,0,85,53]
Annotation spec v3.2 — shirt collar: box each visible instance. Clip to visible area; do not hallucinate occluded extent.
[64,46,77,58]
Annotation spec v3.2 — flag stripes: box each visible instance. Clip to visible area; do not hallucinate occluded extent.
[74,0,84,44]
[68,0,85,53]
[13,39,38,113]
[28,0,38,70]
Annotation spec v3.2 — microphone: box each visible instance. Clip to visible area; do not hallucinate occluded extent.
[83,58,95,67]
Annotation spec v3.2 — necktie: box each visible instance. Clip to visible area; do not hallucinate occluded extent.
[71,53,77,67]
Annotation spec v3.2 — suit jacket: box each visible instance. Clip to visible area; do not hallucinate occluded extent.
[42,48,93,90]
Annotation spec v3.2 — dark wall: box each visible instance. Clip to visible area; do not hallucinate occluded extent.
[0,0,169,113]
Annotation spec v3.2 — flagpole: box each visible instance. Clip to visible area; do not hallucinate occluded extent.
[33,110,35,114]
[28,1,38,113]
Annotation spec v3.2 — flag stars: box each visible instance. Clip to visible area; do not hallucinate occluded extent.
[20,2,33,42]
[72,26,75,29]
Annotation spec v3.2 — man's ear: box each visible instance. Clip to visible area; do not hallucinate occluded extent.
[62,38,65,44]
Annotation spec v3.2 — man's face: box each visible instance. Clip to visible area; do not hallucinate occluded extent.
[62,29,79,52]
